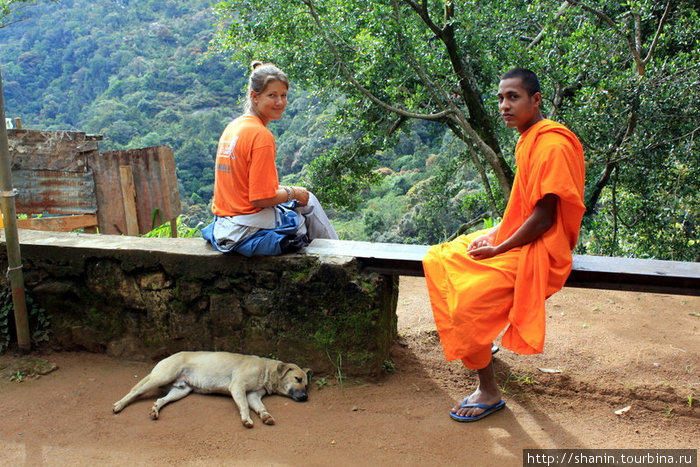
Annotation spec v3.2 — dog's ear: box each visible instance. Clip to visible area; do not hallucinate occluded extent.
[276,362,292,377]
[303,368,312,379]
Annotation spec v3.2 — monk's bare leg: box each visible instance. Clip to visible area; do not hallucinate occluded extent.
[451,359,502,418]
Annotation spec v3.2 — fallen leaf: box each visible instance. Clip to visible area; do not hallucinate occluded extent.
[537,368,563,374]
[614,405,631,415]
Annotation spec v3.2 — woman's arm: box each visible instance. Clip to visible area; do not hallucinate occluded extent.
[250,185,311,208]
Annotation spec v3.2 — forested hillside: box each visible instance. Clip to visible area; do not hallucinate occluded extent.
[0,0,249,226]
[1,0,698,260]
[0,0,457,241]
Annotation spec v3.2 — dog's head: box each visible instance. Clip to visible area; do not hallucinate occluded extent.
[276,363,311,402]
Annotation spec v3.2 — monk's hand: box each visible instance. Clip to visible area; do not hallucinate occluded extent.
[468,245,498,260]
[468,235,492,251]
[468,235,498,260]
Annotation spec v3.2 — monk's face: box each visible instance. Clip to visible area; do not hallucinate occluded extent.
[497,77,542,133]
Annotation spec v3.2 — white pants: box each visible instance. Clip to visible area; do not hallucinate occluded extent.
[293,192,338,240]
[212,192,337,250]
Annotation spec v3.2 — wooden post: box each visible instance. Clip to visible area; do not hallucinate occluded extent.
[119,165,139,236]
[12,118,21,130]
[0,69,30,352]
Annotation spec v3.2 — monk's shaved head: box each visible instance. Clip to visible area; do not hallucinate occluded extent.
[501,68,541,97]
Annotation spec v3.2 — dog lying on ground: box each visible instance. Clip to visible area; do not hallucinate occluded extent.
[112,351,310,428]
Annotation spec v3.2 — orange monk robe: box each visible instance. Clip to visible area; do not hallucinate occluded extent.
[423,119,586,370]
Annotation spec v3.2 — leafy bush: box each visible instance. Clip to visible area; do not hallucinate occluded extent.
[0,287,51,353]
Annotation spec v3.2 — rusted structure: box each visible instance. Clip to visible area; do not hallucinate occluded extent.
[5,129,180,235]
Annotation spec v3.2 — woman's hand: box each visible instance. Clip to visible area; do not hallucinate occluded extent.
[290,186,310,206]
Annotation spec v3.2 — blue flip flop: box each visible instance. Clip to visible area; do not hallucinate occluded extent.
[449,399,506,422]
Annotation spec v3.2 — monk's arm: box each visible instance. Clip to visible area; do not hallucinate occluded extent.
[468,194,558,260]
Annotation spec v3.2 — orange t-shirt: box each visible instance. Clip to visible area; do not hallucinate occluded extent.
[212,115,279,217]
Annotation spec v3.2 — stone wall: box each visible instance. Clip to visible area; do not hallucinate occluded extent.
[0,230,399,376]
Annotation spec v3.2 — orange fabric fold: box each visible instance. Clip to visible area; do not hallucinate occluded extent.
[423,119,585,369]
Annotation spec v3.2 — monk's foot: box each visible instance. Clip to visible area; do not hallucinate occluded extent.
[451,389,502,418]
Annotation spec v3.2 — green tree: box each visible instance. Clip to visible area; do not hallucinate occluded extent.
[212,0,520,211]
[0,0,55,28]
[213,0,699,259]
[526,0,698,260]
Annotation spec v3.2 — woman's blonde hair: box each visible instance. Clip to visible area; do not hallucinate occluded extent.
[245,60,289,113]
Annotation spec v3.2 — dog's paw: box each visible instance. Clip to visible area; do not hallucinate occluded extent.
[261,413,276,425]
[149,406,160,420]
[113,402,123,413]
[242,418,254,428]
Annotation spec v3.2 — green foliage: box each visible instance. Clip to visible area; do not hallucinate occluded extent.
[212,0,519,203]
[142,215,203,238]
[522,0,699,260]
[0,0,56,28]
[314,377,331,390]
[212,0,699,258]
[1,0,697,259]
[0,0,244,227]
[0,289,9,352]
[0,286,51,352]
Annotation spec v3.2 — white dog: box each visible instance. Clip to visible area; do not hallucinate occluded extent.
[113,351,310,428]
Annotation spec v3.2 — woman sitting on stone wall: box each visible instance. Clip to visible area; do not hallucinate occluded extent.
[202,61,337,256]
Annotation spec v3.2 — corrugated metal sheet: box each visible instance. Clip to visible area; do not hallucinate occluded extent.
[7,130,180,235]
[11,169,97,215]
[7,129,100,172]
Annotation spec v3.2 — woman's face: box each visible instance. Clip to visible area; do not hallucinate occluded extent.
[251,80,288,125]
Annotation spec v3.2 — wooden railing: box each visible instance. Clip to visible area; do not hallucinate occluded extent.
[302,239,700,296]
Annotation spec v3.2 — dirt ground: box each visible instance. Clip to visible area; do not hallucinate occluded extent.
[0,277,698,467]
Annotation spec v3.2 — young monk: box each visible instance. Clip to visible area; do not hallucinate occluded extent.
[422,68,586,422]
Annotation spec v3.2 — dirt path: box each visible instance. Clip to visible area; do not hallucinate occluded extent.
[1,277,698,466]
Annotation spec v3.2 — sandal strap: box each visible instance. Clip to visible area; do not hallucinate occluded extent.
[459,402,493,410]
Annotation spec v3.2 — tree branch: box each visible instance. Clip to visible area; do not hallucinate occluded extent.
[447,212,494,242]
[550,73,585,119]
[585,109,638,214]
[643,0,673,65]
[445,120,501,216]
[572,1,672,76]
[299,0,454,122]
[633,13,643,53]
[527,1,573,50]
[402,0,443,38]
[570,1,644,73]
[391,0,452,109]
[644,125,700,151]
[402,0,511,190]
